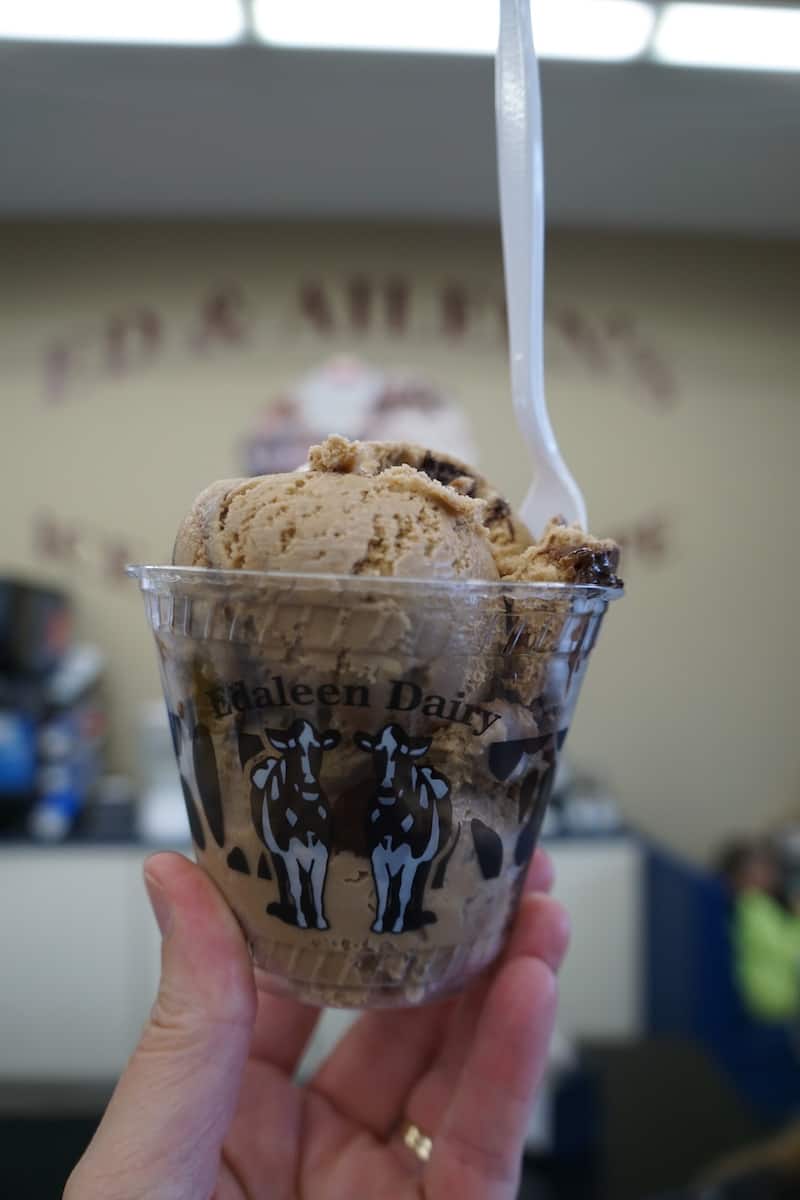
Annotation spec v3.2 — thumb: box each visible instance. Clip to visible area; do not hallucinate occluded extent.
[66,853,256,1200]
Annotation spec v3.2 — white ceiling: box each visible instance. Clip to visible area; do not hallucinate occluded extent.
[1,41,798,233]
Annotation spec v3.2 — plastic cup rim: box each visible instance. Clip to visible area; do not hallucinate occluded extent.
[126,563,623,603]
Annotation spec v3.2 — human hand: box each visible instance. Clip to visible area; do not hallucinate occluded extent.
[66,848,569,1200]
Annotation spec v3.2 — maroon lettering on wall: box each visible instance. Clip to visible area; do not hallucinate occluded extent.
[553,307,609,371]
[605,313,635,340]
[605,313,678,408]
[102,541,135,583]
[106,308,161,373]
[611,512,672,567]
[194,284,249,349]
[347,276,372,331]
[441,283,469,337]
[33,513,79,563]
[299,281,335,333]
[37,279,680,411]
[33,512,143,585]
[385,277,410,333]
[44,343,73,403]
[629,343,678,408]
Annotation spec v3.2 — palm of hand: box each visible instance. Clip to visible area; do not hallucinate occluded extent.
[217,853,565,1200]
[218,969,546,1200]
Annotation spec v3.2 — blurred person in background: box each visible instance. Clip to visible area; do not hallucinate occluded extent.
[717,839,800,1025]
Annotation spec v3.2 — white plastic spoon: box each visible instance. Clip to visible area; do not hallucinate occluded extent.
[496,0,588,535]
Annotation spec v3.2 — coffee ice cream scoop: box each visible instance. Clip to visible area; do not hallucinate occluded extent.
[173,437,497,582]
[173,435,619,588]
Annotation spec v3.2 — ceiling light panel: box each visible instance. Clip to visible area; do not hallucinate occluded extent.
[254,0,656,62]
[0,0,245,45]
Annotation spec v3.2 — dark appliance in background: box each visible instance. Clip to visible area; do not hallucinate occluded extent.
[0,578,106,839]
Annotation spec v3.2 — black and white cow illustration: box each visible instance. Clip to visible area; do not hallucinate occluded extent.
[355,724,449,935]
[251,720,340,930]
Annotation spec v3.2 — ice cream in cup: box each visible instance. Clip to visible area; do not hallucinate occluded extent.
[129,438,621,1008]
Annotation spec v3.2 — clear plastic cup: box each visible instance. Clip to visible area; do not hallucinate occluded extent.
[129,566,620,1008]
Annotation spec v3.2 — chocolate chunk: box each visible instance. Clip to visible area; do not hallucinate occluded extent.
[551,544,622,588]
[471,819,504,879]
[180,774,206,850]
[484,497,516,540]
[192,724,225,847]
[484,496,512,525]
[418,452,478,497]
[227,847,250,875]
[257,852,272,880]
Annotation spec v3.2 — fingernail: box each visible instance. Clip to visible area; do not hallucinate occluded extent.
[144,869,173,939]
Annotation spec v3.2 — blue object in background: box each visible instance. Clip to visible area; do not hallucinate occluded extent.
[0,712,37,795]
[30,763,82,842]
[646,846,800,1124]
[28,658,107,842]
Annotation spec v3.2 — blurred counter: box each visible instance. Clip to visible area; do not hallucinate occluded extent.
[0,836,643,1082]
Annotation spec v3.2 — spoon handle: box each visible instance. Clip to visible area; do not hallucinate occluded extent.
[496,0,546,458]
[496,0,588,531]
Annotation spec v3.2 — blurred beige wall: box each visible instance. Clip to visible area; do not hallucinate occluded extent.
[2,222,798,859]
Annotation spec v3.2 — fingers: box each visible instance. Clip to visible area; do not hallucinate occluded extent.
[426,956,558,1200]
[525,848,555,896]
[402,892,569,1143]
[309,1001,453,1137]
[248,970,321,1075]
[258,851,557,1129]
[238,852,561,1084]
[505,892,571,971]
[65,854,256,1200]
[302,862,560,1142]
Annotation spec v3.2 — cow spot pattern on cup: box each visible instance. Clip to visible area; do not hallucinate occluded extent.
[171,710,566,938]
